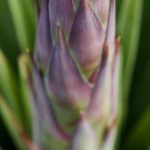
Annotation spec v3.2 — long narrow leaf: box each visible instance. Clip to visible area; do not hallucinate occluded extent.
[0,51,20,120]
[117,0,143,98]
[7,0,36,51]
[18,54,34,138]
[0,96,26,150]
[116,0,143,148]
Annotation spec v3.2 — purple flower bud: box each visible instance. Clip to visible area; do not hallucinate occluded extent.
[49,0,75,40]
[69,0,105,71]
[32,64,69,141]
[86,47,111,122]
[70,114,97,150]
[34,0,52,71]
[48,25,92,109]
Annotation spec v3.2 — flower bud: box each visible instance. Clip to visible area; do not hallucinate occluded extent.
[70,115,97,150]
[34,0,52,72]
[48,25,92,109]
[69,0,105,71]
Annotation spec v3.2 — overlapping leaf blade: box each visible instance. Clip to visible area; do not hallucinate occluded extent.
[7,0,36,51]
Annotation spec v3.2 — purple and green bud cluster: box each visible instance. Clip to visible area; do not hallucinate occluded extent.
[32,0,120,149]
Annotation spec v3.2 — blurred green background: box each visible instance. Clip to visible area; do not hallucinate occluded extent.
[122,0,150,149]
[0,0,150,149]
[127,0,150,129]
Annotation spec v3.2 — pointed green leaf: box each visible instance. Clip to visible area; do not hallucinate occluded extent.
[0,51,20,120]
[117,0,143,98]
[0,51,32,139]
[126,0,150,134]
[18,54,33,138]
[7,0,36,51]
[0,0,19,60]
[0,96,26,150]
[116,1,143,148]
